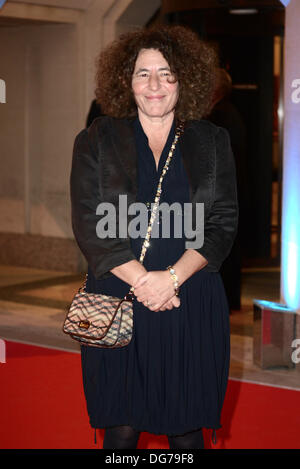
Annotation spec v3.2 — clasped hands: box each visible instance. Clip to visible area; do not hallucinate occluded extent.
[132,270,180,312]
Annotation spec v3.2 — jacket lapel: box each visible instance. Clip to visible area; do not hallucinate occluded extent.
[179,120,214,210]
[110,118,138,197]
[110,118,198,197]
[108,118,213,210]
[179,122,197,201]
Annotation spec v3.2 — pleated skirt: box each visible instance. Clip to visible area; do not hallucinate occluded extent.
[80,268,230,436]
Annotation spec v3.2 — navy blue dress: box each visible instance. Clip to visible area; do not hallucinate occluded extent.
[81,117,230,437]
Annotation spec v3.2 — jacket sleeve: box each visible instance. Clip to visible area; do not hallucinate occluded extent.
[193,126,239,271]
[70,128,137,279]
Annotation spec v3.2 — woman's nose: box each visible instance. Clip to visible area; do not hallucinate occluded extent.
[148,73,160,90]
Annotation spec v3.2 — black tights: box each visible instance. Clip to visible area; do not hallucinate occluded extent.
[102,425,204,449]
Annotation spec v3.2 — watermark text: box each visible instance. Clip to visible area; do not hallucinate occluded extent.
[0,339,6,364]
[0,78,6,103]
[291,339,300,364]
[95,196,204,249]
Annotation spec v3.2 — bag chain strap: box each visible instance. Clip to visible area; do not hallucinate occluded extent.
[79,120,185,299]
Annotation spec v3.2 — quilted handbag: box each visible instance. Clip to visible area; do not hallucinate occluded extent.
[63,121,185,348]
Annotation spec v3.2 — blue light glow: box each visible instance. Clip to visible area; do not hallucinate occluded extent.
[280,1,291,6]
[281,120,300,311]
[0,0,7,9]
[253,299,296,313]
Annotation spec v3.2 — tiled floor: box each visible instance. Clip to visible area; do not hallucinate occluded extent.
[0,264,299,389]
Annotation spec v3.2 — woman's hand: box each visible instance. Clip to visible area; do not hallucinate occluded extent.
[133,271,180,312]
[159,295,181,311]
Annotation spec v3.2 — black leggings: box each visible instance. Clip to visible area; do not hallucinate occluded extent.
[102,425,204,449]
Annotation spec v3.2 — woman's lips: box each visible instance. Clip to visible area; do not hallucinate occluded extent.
[146,95,165,100]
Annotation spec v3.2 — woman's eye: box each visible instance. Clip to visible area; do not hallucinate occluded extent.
[160,72,172,79]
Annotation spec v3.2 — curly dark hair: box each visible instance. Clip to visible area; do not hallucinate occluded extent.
[95,25,218,121]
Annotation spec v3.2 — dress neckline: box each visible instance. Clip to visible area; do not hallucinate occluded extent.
[133,116,176,174]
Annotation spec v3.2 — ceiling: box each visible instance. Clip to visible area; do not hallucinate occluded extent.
[0,0,95,26]
[4,0,94,10]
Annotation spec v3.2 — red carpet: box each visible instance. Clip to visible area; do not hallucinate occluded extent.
[0,340,299,449]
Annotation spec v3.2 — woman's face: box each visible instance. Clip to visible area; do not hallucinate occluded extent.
[131,48,179,120]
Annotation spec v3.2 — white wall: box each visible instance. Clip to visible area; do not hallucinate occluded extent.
[0,27,27,234]
[0,23,79,238]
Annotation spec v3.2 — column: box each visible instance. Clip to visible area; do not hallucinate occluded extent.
[280,0,300,312]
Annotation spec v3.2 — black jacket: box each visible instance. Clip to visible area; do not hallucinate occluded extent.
[70,116,239,280]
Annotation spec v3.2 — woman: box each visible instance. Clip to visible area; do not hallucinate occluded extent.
[70,25,238,449]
